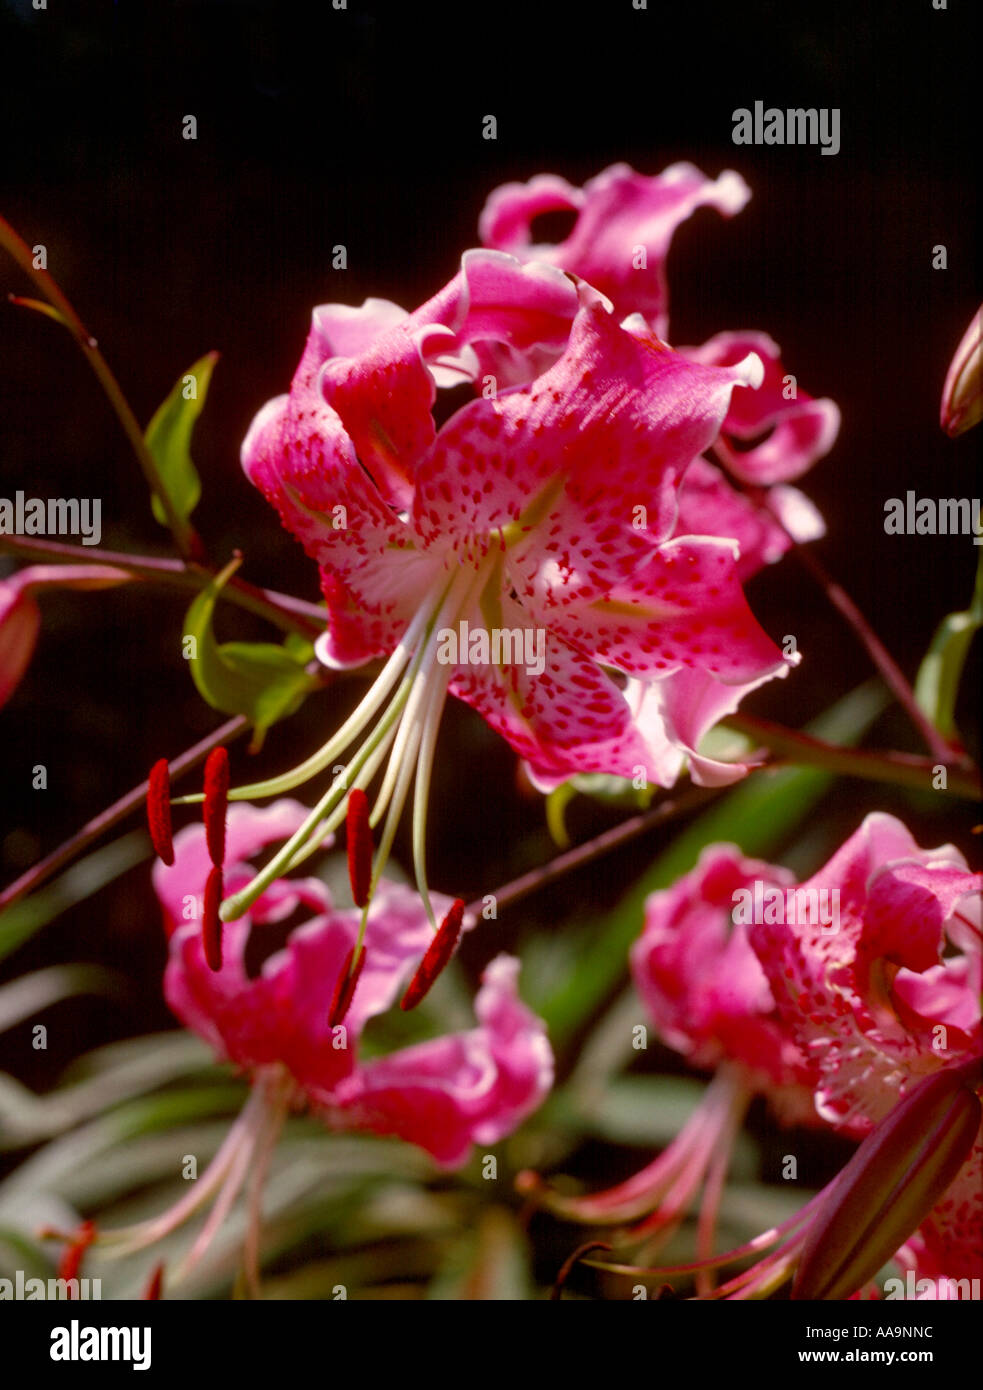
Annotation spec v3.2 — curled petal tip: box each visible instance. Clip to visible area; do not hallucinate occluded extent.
[550,1241,613,1301]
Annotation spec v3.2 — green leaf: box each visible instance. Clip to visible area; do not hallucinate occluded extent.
[0,1033,219,1150]
[546,774,654,848]
[570,1076,757,1173]
[0,965,124,1035]
[0,831,149,963]
[184,559,317,744]
[0,1224,51,1278]
[545,783,576,848]
[915,546,983,739]
[539,681,888,1044]
[426,1208,533,1300]
[145,351,218,528]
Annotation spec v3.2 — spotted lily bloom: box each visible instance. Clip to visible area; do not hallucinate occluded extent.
[477,162,832,787]
[478,161,751,339]
[480,162,841,487]
[225,250,793,923]
[98,802,552,1289]
[745,812,982,1293]
[519,845,819,1284]
[598,460,824,789]
[563,815,981,1299]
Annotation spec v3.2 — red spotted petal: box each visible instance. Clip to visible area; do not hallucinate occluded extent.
[686,330,840,484]
[630,844,816,1109]
[749,813,982,1135]
[327,955,553,1167]
[480,162,750,337]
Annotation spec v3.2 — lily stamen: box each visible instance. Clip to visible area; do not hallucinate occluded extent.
[327,944,366,1027]
[202,866,224,971]
[146,758,174,865]
[203,746,230,869]
[345,789,372,908]
[400,898,466,1011]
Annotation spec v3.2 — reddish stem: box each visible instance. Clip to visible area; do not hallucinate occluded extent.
[0,716,249,917]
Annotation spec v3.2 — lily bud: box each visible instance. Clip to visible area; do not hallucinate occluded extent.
[791,1060,982,1300]
[940,305,983,437]
[1,564,131,710]
[0,582,40,710]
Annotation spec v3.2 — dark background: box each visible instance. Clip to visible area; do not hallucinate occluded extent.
[0,0,979,1087]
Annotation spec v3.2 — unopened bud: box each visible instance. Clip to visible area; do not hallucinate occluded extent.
[940,305,983,437]
[792,1060,982,1300]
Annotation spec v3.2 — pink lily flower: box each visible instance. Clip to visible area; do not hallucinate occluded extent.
[598,463,824,789]
[683,331,840,486]
[97,801,552,1291]
[631,845,818,1108]
[520,846,818,1279]
[228,253,792,923]
[478,161,751,339]
[480,162,840,487]
[525,818,981,1298]
[158,802,553,1167]
[747,812,982,1288]
[0,564,131,710]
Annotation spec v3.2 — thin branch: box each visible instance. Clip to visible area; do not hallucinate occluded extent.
[752,486,962,765]
[0,716,250,917]
[0,533,325,639]
[723,712,981,800]
[464,783,717,919]
[1,214,195,558]
[465,716,981,923]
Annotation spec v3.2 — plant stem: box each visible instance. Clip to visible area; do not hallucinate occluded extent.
[467,719,980,922]
[465,783,717,919]
[0,716,250,917]
[722,712,981,799]
[752,487,962,765]
[0,533,324,639]
[1,214,194,558]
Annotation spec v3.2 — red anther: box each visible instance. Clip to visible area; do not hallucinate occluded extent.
[400,898,465,1011]
[143,1262,165,1300]
[345,788,373,909]
[146,758,174,866]
[203,746,230,869]
[327,944,366,1027]
[57,1220,97,1290]
[202,866,224,971]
